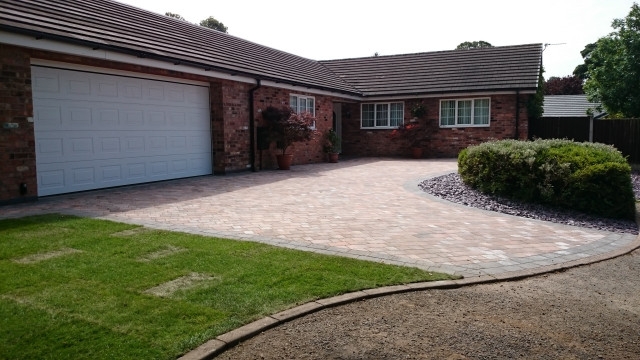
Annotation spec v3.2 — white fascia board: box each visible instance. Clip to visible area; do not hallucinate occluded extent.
[260,79,361,101]
[362,90,536,102]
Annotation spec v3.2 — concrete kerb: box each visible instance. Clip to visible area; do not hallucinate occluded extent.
[180,222,640,360]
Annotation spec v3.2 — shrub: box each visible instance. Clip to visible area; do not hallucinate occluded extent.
[458,139,635,220]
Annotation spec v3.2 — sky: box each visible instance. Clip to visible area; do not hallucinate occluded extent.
[116,0,636,79]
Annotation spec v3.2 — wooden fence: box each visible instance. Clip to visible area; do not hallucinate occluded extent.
[529,118,640,163]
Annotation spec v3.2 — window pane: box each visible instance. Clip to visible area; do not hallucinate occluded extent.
[290,95,298,112]
[307,98,315,115]
[474,99,490,125]
[390,103,403,127]
[457,100,472,125]
[361,104,375,127]
[299,98,307,114]
[440,100,455,126]
[376,104,389,127]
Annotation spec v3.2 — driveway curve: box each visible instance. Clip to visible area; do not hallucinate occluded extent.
[1,158,637,278]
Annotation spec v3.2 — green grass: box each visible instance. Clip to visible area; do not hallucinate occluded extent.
[0,214,454,359]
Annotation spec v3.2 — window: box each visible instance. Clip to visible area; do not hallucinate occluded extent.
[290,94,315,128]
[361,102,404,128]
[439,98,490,127]
[290,94,315,116]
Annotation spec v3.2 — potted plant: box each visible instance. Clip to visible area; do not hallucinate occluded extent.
[262,105,317,170]
[389,123,425,158]
[323,129,341,163]
[410,101,426,119]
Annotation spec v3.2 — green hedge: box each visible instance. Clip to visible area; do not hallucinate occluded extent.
[458,139,636,220]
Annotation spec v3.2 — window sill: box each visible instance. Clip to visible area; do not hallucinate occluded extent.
[440,124,490,129]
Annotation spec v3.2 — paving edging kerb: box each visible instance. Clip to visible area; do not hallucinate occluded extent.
[180,207,640,360]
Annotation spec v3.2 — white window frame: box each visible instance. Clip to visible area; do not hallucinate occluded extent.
[290,94,316,129]
[439,98,491,128]
[360,102,404,129]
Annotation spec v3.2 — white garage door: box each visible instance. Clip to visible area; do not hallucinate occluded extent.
[31,65,212,196]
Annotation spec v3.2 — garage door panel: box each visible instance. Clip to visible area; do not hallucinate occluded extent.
[33,66,212,196]
[37,130,208,162]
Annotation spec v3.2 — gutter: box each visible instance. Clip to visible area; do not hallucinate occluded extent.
[249,79,262,172]
[515,90,520,139]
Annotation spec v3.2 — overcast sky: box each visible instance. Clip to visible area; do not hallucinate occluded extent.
[117,0,635,79]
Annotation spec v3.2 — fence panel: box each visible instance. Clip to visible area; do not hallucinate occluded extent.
[530,118,639,163]
[529,117,590,142]
[593,119,640,163]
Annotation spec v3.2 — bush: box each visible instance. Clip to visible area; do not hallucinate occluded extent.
[458,139,635,220]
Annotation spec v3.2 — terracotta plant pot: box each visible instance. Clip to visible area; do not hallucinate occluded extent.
[411,147,423,159]
[276,154,293,170]
[328,153,339,163]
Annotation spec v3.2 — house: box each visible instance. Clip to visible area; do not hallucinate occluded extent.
[0,0,542,204]
[542,95,604,120]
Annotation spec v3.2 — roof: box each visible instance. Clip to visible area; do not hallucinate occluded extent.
[543,95,604,118]
[0,0,359,94]
[0,0,543,98]
[320,44,543,97]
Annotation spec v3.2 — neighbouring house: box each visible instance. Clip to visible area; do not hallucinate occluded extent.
[0,0,543,204]
[542,95,605,120]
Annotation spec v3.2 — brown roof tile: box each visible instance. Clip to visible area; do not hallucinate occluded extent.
[0,0,359,94]
[320,44,543,97]
[1,0,542,98]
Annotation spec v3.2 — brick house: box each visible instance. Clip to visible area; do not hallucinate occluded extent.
[0,0,542,204]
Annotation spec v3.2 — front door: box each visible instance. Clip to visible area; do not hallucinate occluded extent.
[332,103,343,153]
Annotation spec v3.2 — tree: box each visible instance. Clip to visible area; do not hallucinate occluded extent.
[583,3,640,117]
[165,12,187,21]
[456,41,493,50]
[573,42,597,80]
[199,16,228,33]
[544,75,584,95]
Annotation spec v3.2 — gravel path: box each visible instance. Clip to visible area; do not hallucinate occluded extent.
[213,171,640,360]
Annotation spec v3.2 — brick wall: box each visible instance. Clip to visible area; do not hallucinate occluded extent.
[0,44,36,203]
[340,94,531,158]
[253,86,335,169]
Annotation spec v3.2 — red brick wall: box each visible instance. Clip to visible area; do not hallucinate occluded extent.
[253,86,335,169]
[0,44,36,203]
[340,94,531,158]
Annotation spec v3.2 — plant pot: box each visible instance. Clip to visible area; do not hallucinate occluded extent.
[328,152,339,163]
[411,147,423,159]
[276,154,293,170]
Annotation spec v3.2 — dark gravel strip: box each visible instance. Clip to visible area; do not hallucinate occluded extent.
[419,172,639,235]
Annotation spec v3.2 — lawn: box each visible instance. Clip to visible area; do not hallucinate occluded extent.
[0,214,453,360]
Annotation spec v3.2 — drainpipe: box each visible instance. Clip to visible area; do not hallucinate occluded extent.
[514,90,520,139]
[249,79,261,172]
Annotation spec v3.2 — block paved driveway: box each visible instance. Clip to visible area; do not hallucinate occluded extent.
[1,158,636,277]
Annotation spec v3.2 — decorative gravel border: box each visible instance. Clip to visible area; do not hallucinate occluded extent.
[419,172,639,235]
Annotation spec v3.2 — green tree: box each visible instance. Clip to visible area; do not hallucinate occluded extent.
[573,42,597,80]
[165,12,186,21]
[199,16,228,33]
[583,3,640,117]
[455,41,493,50]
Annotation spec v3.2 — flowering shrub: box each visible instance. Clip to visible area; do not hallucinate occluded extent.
[389,123,424,147]
[262,106,317,155]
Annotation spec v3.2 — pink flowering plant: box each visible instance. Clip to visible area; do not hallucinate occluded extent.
[262,105,317,155]
[389,123,424,148]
